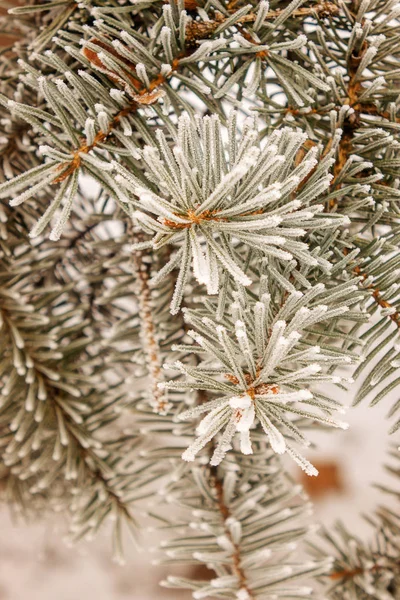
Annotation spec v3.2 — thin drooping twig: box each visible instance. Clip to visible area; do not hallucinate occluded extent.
[191,388,254,597]
[131,240,168,413]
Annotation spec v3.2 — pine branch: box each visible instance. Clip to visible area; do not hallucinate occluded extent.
[157,432,331,598]
[165,267,361,471]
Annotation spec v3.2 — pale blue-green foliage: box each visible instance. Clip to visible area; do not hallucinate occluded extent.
[1,0,400,597]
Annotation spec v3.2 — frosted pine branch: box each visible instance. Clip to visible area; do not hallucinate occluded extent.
[117,112,348,312]
[163,279,361,473]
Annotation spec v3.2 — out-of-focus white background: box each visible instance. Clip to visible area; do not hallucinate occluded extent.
[0,395,398,600]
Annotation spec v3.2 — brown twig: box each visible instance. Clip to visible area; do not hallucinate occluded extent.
[52,56,180,184]
[186,2,340,43]
[210,464,255,598]
[329,566,364,580]
[162,208,228,229]
[329,558,400,581]
[344,248,400,328]
[224,371,279,400]
[327,43,367,206]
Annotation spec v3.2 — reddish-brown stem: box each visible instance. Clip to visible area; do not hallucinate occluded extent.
[52,58,180,184]
[210,465,255,598]
[186,3,340,43]
[329,559,400,581]
[346,251,400,328]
